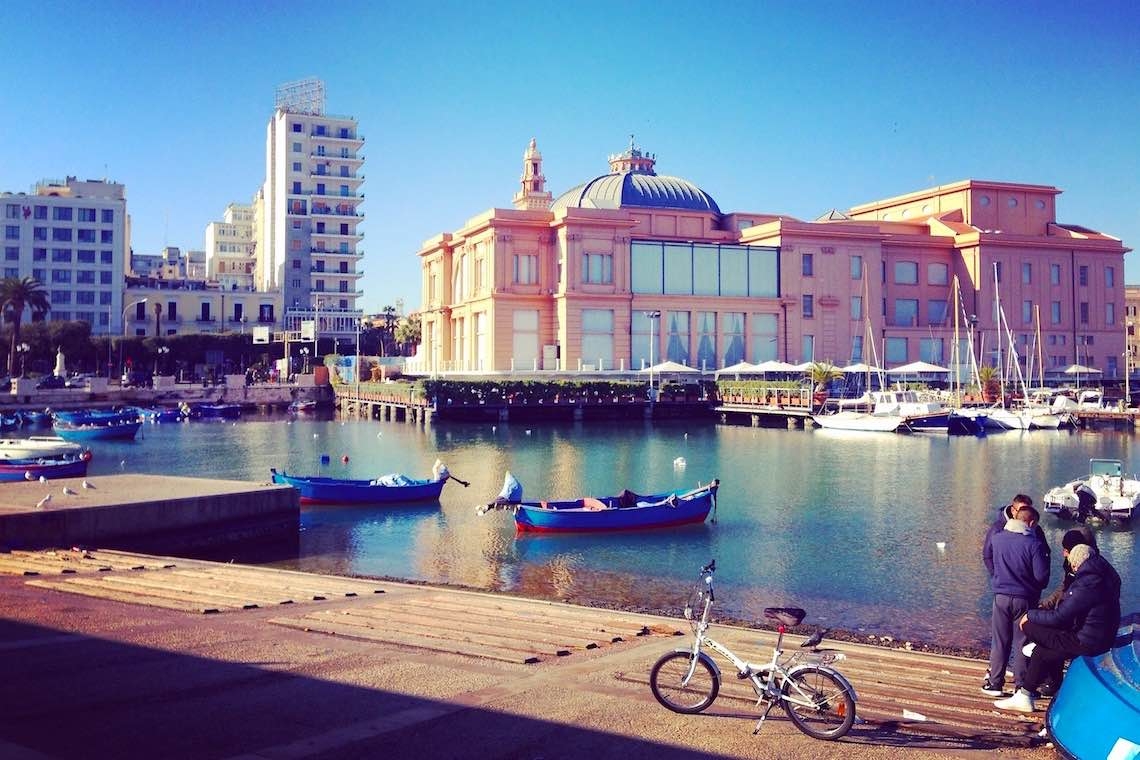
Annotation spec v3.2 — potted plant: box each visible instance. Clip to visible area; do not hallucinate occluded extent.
[809,362,843,409]
[977,365,1001,403]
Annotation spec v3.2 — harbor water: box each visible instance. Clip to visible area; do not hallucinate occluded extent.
[83,414,1138,650]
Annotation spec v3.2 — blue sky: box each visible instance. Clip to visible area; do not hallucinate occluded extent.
[3,1,1138,314]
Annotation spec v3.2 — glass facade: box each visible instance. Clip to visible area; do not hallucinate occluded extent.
[631,240,778,297]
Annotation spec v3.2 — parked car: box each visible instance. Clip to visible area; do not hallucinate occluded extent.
[35,375,67,390]
[66,373,93,388]
[121,370,153,388]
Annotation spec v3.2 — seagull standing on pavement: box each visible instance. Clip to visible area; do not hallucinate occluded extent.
[62,486,77,496]
[35,494,51,509]
[82,479,95,490]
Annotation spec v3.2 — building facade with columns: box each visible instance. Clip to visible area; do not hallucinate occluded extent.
[413,139,1130,380]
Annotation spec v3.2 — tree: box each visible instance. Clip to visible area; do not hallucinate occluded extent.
[395,313,422,356]
[0,277,50,376]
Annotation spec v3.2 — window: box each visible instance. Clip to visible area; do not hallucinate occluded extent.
[582,253,613,284]
[99,271,111,284]
[100,291,112,305]
[100,250,112,264]
[52,228,72,242]
[927,262,948,286]
[76,290,95,304]
[894,298,919,327]
[3,267,17,278]
[76,270,95,284]
[580,309,614,369]
[919,337,944,364]
[292,142,302,153]
[52,207,73,221]
[292,181,302,194]
[4,204,19,219]
[802,294,814,318]
[32,268,45,281]
[292,123,302,133]
[78,208,96,222]
[801,335,815,363]
[33,227,46,241]
[340,165,350,177]
[1080,302,1089,324]
[33,206,46,220]
[1022,300,1033,324]
[78,250,95,263]
[1079,265,1088,286]
[696,312,717,370]
[851,295,863,321]
[1107,302,1116,325]
[894,261,918,285]
[315,279,325,292]
[292,258,301,268]
[51,290,71,303]
[292,162,302,172]
[4,226,18,240]
[802,253,813,276]
[885,337,908,364]
[33,248,46,261]
[1051,263,1062,285]
[927,299,948,325]
[3,246,17,260]
[1106,267,1115,288]
[50,270,71,283]
[77,229,95,243]
[1022,262,1032,284]
[51,248,72,262]
[101,209,113,223]
[100,230,113,244]
[513,254,538,284]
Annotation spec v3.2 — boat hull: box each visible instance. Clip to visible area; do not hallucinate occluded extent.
[0,457,88,482]
[513,482,718,533]
[53,421,142,441]
[812,412,904,432]
[270,469,447,504]
[0,437,84,460]
[1046,614,1139,759]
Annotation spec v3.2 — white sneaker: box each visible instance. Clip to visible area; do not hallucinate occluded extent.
[994,689,1036,713]
[1022,642,1036,657]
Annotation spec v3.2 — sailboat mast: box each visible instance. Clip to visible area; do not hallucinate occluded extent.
[993,263,1005,406]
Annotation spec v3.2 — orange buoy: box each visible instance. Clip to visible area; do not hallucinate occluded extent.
[341,454,350,463]
[81,450,94,462]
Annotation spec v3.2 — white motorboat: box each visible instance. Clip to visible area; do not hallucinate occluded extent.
[0,436,84,460]
[1043,458,1138,525]
[812,390,950,433]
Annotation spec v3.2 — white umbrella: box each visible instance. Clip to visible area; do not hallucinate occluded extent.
[840,362,883,374]
[789,361,815,372]
[887,360,950,374]
[714,361,760,379]
[640,360,700,374]
[751,360,797,373]
[1062,364,1101,374]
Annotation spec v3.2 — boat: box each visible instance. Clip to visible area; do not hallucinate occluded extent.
[21,410,52,427]
[481,473,720,533]
[288,400,319,415]
[812,390,950,433]
[270,460,466,504]
[137,406,185,423]
[1043,458,1139,525]
[1045,613,1139,758]
[0,436,85,460]
[53,418,142,442]
[196,403,242,419]
[0,456,89,482]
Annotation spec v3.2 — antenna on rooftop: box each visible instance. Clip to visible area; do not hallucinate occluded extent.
[275,78,326,116]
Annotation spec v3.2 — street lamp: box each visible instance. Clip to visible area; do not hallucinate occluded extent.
[645,310,661,401]
[16,342,29,378]
[155,345,170,376]
[119,297,148,382]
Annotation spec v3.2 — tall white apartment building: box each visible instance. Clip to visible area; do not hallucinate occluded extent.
[260,79,364,345]
[1,177,130,335]
[205,203,256,291]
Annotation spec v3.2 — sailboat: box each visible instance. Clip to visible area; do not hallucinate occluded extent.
[946,275,988,436]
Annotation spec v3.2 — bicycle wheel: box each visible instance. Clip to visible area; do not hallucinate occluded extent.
[649,651,720,714]
[781,666,855,740]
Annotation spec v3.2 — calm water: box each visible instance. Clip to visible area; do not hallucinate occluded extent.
[83,414,1138,649]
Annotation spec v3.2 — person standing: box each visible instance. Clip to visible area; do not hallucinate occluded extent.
[994,543,1121,713]
[982,504,1051,696]
[983,494,1044,578]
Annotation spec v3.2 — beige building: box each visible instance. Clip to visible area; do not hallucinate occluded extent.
[122,278,277,337]
[205,203,256,291]
[413,139,1130,381]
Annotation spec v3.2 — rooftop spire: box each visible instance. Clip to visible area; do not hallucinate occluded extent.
[608,137,656,174]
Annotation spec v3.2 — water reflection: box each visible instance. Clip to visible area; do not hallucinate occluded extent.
[88,414,1140,649]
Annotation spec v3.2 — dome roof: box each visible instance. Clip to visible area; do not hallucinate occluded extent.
[551,142,720,214]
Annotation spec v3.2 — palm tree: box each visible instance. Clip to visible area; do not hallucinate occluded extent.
[0,277,50,376]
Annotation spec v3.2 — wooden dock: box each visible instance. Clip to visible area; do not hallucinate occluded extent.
[0,549,1048,758]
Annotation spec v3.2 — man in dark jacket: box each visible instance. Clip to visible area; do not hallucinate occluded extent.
[994,543,1121,713]
[982,504,1051,696]
[983,494,1045,577]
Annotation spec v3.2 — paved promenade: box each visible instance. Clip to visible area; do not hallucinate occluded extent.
[0,549,1052,759]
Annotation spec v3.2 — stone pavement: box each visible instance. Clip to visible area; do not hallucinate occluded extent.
[0,549,1054,759]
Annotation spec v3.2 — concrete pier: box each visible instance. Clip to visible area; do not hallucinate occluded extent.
[0,549,1045,759]
[0,475,298,550]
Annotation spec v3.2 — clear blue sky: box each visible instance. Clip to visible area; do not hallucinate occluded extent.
[3,1,1138,314]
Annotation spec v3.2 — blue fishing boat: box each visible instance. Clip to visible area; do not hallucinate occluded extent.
[0,456,89,482]
[270,460,466,504]
[483,474,720,533]
[21,410,52,427]
[137,406,185,423]
[1046,612,1139,757]
[53,418,142,441]
[196,403,242,419]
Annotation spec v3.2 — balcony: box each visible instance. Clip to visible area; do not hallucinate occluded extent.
[310,188,364,200]
[310,131,365,148]
[309,207,363,220]
[309,248,363,259]
[311,230,364,242]
[310,268,363,278]
[310,152,363,166]
[310,171,363,184]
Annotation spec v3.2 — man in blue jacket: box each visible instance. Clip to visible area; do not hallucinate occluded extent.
[982,504,1051,696]
[994,543,1121,713]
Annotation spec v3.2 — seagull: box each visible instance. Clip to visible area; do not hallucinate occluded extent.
[62,486,77,496]
[35,494,51,509]
[24,471,34,481]
[120,460,126,470]
[82,479,95,490]
[38,475,46,483]
[935,542,947,552]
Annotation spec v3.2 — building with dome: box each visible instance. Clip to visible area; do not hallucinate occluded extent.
[412,139,1129,381]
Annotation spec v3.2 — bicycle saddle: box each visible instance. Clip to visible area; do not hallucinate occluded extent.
[763,607,806,627]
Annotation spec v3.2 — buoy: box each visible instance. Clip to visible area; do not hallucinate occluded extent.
[673,457,687,469]
[81,450,93,462]
[341,455,350,464]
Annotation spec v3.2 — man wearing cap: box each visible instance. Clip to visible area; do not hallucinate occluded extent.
[982,504,1050,697]
[994,542,1121,713]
